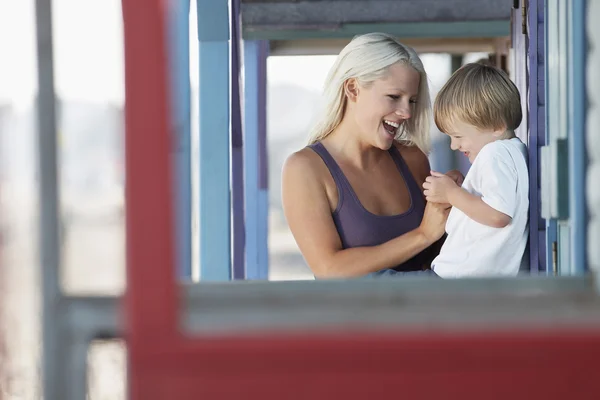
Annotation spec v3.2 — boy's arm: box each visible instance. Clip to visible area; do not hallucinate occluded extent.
[447,186,511,228]
[425,148,518,229]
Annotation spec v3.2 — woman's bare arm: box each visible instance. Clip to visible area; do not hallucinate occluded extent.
[281,149,447,279]
[396,143,432,197]
[395,143,448,268]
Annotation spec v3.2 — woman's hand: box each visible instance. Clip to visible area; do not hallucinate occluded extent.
[445,169,465,186]
[423,171,459,204]
[418,201,450,243]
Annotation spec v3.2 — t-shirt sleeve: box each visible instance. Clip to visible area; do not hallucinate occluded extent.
[477,146,518,218]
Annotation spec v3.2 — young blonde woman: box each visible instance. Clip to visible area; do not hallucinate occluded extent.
[282,32,456,279]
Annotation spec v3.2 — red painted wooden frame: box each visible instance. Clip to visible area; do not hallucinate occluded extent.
[122,1,600,399]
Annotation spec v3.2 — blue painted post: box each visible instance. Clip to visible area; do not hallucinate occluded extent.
[243,40,269,280]
[257,56,270,281]
[536,0,547,274]
[567,0,587,274]
[231,0,246,280]
[196,0,231,281]
[167,0,192,280]
[528,0,541,274]
[257,179,269,279]
[545,0,559,275]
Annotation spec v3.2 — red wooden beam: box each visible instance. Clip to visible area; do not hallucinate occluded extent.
[140,330,600,399]
[122,0,179,396]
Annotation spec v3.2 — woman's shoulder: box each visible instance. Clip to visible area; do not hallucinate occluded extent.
[282,145,330,185]
[393,141,431,185]
[282,145,337,211]
[393,140,426,157]
[283,146,322,173]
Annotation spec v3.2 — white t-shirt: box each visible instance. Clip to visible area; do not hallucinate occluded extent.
[432,138,529,278]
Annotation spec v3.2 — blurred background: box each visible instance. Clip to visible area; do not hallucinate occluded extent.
[0,0,516,398]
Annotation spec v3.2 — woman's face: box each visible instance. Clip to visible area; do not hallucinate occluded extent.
[348,63,420,150]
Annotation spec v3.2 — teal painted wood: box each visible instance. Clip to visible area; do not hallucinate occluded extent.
[196,0,228,41]
[243,40,269,280]
[567,0,587,274]
[243,20,509,40]
[197,1,231,281]
[168,0,193,279]
[544,0,586,275]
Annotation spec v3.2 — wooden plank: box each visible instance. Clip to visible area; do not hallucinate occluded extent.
[242,0,511,26]
[567,0,587,274]
[34,0,65,398]
[180,277,600,333]
[269,37,504,56]
[231,0,246,280]
[244,21,510,40]
[121,2,179,399]
[586,0,600,287]
[133,330,600,400]
[528,0,543,274]
[167,0,193,279]
[243,40,269,280]
[197,0,232,281]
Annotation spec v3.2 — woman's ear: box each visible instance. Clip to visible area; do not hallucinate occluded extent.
[344,78,360,102]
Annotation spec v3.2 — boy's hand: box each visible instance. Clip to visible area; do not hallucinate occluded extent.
[445,169,464,187]
[423,171,459,204]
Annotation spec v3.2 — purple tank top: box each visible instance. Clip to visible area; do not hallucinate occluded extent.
[309,142,431,272]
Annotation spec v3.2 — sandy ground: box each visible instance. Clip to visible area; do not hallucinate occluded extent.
[0,184,312,399]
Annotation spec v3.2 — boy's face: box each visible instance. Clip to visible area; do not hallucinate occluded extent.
[445,120,505,163]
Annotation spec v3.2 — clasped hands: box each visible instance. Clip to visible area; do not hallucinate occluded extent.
[422,169,464,205]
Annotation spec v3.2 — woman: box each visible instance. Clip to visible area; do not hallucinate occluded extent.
[282,32,454,279]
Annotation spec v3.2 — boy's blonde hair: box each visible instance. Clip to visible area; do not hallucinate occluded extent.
[308,32,431,153]
[434,63,522,136]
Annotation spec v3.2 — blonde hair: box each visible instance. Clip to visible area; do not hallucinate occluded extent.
[308,32,431,153]
[434,63,522,137]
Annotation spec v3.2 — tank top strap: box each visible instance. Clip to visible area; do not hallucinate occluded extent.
[388,145,423,195]
[308,142,352,207]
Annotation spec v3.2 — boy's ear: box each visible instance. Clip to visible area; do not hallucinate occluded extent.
[344,78,360,102]
[492,126,508,137]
